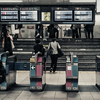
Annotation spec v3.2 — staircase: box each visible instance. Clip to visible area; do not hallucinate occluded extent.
[0,38,100,71]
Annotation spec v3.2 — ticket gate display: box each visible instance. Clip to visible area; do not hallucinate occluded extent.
[0,53,17,90]
[30,53,46,90]
[66,53,78,91]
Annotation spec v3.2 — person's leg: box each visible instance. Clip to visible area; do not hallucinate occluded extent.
[85,29,87,38]
[88,31,90,39]
[50,55,54,72]
[76,29,78,38]
[53,54,58,73]
[72,30,74,38]
[56,30,59,38]
[79,28,81,38]
[91,30,93,39]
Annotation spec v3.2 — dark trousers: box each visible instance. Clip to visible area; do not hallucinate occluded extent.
[76,28,81,38]
[84,29,87,38]
[88,30,93,39]
[50,54,58,72]
[4,47,13,55]
[54,28,59,38]
[72,30,78,38]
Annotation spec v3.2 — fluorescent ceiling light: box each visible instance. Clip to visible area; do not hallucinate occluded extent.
[0,0,23,2]
[70,0,96,2]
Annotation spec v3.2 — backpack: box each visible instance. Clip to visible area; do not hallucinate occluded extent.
[0,61,6,84]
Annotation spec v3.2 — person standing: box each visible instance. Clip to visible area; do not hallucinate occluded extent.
[87,24,94,39]
[84,24,88,38]
[2,30,13,55]
[48,24,55,38]
[76,24,81,38]
[48,38,61,73]
[54,24,61,38]
[71,24,78,38]
[35,24,40,38]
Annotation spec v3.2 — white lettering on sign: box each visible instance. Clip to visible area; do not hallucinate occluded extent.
[67,66,72,70]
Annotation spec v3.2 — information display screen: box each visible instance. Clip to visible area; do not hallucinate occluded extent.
[42,12,50,21]
[55,11,72,21]
[1,11,18,21]
[20,11,38,21]
[74,11,92,21]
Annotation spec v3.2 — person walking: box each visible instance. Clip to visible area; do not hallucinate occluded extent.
[48,38,61,73]
[2,30,13,55]
[34,39,45,56]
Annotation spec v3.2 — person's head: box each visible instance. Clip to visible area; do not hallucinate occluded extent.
[6,30,10,36]
[35,39,40,44]
[52,38,56,42]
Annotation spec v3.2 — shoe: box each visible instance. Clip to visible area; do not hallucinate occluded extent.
[50,68,52,73]
[53,71,57,74]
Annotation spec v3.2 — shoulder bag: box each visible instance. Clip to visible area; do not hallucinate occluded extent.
[57,44,64,57]
[47,43,53,56]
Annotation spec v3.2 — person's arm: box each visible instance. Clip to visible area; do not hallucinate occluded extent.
[43,46,45,49]
[57,24,61,29]
[48,43,51,49]
[2,37,5,48]
[9,35,13,41]
[58,43,61,49]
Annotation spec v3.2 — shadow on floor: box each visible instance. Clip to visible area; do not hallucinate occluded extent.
[6,84,100,92]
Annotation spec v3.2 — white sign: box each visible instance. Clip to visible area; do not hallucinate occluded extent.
[67,66,72,70]
[97,0,100,13]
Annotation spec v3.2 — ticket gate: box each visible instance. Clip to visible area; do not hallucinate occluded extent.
[65,53,78,92]
[0,52,17,90]
[30,53,46,91]
[96,55,100,90]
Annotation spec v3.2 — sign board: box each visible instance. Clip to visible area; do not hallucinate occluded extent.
[20,11,38,21]
[55,11,72,21]
[1,7,18,21]
[74,11,92,21]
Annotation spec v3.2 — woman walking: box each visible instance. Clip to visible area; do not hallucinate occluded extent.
[48,38,61,73]
[2,30,13,55]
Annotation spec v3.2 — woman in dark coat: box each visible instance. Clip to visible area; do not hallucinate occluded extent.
[2,30,13,55]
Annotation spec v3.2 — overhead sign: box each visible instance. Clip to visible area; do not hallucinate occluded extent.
[20,11,38,21]
[55,11,72,21]
[1,7,18,21]
[1,11,18,21]
[74,11,92,21]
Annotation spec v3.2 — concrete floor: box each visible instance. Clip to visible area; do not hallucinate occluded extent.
[0,71,100,100]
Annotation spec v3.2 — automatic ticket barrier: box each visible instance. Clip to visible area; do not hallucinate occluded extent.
[30,53,46,91]
[65,53,78,92]
[0,52,17,90]
[95,55,100,89]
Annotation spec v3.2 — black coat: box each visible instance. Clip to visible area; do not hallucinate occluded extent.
[87,24,94,31]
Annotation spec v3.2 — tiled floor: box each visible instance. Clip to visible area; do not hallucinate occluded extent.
[0,71,100,100]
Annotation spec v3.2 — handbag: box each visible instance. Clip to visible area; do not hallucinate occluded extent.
[57,45,64,57]
[47,43,53,56]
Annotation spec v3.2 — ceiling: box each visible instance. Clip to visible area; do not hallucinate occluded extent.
[0,0,95,5]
